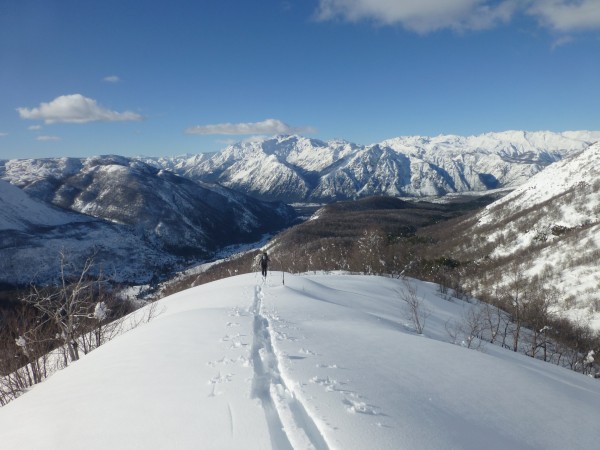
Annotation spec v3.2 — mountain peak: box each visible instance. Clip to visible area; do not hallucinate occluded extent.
[166,130,600,202]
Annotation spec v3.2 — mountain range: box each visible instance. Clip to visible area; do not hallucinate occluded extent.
[1,130,599,288]
[147,130,600,202]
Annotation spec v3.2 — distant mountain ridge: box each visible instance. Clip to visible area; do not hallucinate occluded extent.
[1,130,599,287]
[0,156,295,286]
[148,130,600,202]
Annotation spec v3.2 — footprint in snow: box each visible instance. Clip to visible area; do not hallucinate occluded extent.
[309,375,339,392]
[343,392,380,416]
[208,355,250,368]
[208,372,235,397]
[298,348,316,356]
[220,333,248,349]
[316,363,340,369]
[343,398,378,415]
[229,307,247,318]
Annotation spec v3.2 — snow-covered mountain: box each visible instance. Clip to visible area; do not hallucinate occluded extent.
[1,273,598,449]
[461,142,600,324]
[0,179,91,231]
[0,157,295,286]
[0,178,179,286]
[156,131,600,202]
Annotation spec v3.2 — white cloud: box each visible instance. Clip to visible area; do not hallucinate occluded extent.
[28,125,42,131]
[103,75,121,83]
[36,135,61,141]
[315,0,600,34]
[0,132,8,137]
[315,0,517,33]
[185,118,316,135]
[17,94,143,124]
[216,138,238,145]
[551,34,575,49]
[527,0,600,32]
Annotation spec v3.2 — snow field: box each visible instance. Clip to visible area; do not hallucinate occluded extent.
[0,272,599,449]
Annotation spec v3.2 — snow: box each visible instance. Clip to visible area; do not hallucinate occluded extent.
[479,142,600,229]
[137,130,599,202]
[0,179,90,231]
[1,272,599,449]
[472,143,600,325]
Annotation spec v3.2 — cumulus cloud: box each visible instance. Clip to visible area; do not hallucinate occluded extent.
[36,135,61,141]
[103,75,121,83]
[315,0,517,33]
[315,0,600,33]
[527,0,600,32]
[17,94,143,124]
[185,118,316,135]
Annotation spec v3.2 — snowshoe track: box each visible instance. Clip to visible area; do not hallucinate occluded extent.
[250,285,330,450]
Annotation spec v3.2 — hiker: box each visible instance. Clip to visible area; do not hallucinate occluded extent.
[260,251,270,277]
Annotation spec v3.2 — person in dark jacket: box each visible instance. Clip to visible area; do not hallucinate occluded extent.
[260,252,270,277]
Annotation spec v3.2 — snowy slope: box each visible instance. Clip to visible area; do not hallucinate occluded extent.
[1,273,598,449]
[160,131,600,202]
[470,142,600,323]
[479,141,600,229]
[0,179,91,231]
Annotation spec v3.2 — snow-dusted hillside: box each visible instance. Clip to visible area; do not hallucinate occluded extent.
[469,142,600,324]
[479,142,600,229]
[0,179,178,285]
[0,157,295,286]
[1,273,598,449]
[160,131,600,202]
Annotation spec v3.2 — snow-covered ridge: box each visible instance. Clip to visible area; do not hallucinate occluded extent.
[151,131,600,202]
[469,142,600,321]
[1,273,598,449]
[479,142,600,228]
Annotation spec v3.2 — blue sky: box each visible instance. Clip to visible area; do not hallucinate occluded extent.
[1,0,599,159]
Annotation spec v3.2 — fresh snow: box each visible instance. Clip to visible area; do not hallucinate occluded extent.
[0,179,91,231]
[1,273,599,449]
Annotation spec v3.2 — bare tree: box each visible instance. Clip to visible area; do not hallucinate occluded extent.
[496,262,528,352]
[400,279,430,334]
[445,306,486,350]
[355,228,386,275]
[22,251,103,363]
[482,302,508,345]
[523,282,559,360]
[0,304,56,405]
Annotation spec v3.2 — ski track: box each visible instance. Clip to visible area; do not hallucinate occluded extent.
[250,284,330,450]
[227,402,234,438]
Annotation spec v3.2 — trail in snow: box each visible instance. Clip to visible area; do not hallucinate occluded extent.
[250,284,330,450]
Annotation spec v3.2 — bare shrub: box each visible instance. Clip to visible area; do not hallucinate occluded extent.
[400,279,430,334]
[445,306,487,350]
